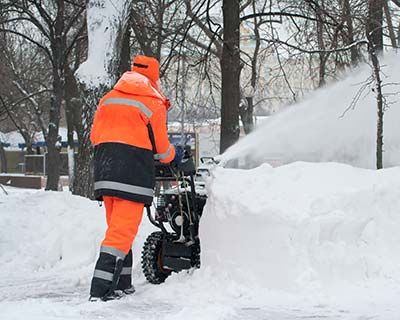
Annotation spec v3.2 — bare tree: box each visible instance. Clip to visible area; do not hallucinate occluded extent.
[0,32,50,155]
[368,43,384,169]
[1,0,86,190]
[220,0,241,153]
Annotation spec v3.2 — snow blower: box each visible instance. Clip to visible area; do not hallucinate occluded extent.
[141,146,207,284]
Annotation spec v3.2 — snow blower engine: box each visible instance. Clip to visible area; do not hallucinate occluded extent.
[141,146,207,284]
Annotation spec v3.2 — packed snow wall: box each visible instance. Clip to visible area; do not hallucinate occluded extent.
[201,162,400,294]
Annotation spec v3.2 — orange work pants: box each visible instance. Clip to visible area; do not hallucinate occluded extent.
[101,196,144,254]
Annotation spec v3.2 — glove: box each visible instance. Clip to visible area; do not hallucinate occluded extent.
[172,145,184,167]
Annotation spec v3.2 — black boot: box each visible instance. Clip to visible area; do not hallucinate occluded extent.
[89,246,126,301]
[116,249,135,295]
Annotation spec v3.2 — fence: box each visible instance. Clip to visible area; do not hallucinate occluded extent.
[24,153,72,176]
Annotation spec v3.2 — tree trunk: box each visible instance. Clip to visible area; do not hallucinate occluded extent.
[25,141,34,155]
[239,97,254,135]
[65,67,81,192]
[155,0,165,61]
[118,27,131,78]
[0,142,7,173]
[368,41,384,169]
[342,0,359,65]
[398,21,400,45]
[45,0,65,191]
[316,1,327,87]
[239,1,259,136]
[45,86,63,190]
[220,0,241,153]
[383,0,398,48]
[367,0,384,53]
[72,87,106,199]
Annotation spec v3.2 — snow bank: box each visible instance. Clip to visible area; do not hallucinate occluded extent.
[222,53,400,169]
[0,190,104,278]
[201,162,400,298]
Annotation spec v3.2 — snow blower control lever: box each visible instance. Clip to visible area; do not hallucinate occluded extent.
[141,146,207,284]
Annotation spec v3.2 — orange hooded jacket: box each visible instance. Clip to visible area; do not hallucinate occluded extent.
[90,56,175,205]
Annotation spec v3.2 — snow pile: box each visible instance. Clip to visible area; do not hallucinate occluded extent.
[0,188,156,307]
[202,162,400,298]
[222,53,400,169]
[0,190,104,279]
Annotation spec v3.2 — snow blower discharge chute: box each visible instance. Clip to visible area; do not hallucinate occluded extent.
[141,146,207,284]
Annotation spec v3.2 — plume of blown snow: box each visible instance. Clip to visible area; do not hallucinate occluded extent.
[221,52,400,169]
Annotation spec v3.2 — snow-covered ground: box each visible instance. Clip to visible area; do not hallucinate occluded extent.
[1,161,400,319]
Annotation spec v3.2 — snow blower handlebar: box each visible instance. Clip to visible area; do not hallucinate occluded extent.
[154,145,196,180]
[148,145,197,233]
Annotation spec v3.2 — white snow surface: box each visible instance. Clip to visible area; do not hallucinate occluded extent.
[221,53,400,169]
[1,162,400,319]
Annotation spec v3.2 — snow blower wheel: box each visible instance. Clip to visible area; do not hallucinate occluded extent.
[141,231,172,284]
[141,232,201,284]
[141,147,208,284]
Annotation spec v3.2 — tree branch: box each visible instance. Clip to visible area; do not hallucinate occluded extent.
[64,20,86,65]
[182,33,220,57]
[13,81,48,139]
[392,0,400,7]
[184,0,223,55]
[0,28,53,62]
[29,0,54,33]
[3,4,51,39]
[260,37,368,55]
[241,11,339,27]
[64,5,86,37]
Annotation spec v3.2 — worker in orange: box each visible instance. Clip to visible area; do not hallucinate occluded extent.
[89,55,184,301]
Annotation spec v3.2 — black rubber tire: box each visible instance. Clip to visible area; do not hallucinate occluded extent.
[191,241,201,269]
[141,231,172,284]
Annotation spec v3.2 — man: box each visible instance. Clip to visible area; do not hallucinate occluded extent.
[89,55,183,301]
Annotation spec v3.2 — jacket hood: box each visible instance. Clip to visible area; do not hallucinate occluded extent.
[132,55,160,83]
[113,71,166,102]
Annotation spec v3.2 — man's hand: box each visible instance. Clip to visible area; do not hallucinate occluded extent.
[172,145,184,167]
